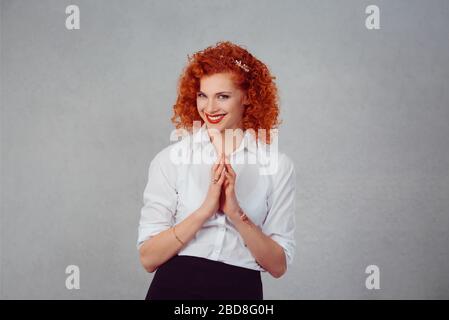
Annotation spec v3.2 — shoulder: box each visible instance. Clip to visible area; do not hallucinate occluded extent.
[257,143,295,178]
[150,134,192,168]
[267,151,296,197]
[145,138,189,185]
[272,151,295,180]
[279,152,295,172]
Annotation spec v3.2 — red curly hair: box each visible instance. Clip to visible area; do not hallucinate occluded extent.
[170,41,281,144]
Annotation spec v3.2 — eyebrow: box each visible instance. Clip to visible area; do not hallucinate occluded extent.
[197,91,232,96]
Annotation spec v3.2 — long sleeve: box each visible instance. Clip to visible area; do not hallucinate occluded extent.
[261,153,297,270]
[136,150,178,250]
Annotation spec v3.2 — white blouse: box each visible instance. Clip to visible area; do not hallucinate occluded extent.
[137,123,297,272]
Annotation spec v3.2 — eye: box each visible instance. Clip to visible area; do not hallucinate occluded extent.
[197,93,205,98]
[218,95,229,100]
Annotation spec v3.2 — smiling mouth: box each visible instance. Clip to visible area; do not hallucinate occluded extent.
[205,113,227,124]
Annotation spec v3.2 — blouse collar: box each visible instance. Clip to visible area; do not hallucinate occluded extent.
[192,123,259,155]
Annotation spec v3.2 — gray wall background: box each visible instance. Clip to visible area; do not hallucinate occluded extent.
[1,0,448,299]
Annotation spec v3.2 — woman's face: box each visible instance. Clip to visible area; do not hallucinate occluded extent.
[196,72,248,133]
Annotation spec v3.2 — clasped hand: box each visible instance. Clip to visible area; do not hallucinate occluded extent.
[204,153,241,220]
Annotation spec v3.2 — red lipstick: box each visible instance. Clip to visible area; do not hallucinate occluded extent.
[205,112,227,124]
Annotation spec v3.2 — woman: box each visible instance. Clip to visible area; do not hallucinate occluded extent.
[137,41,296,300]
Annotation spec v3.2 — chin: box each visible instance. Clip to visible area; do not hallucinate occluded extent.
[205,122,226,132]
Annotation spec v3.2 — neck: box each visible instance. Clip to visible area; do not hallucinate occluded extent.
[207,127,244,157]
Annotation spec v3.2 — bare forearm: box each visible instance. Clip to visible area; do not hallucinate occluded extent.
[139,206,211,273]
[228,210,287,278]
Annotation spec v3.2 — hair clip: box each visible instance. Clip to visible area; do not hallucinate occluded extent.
[217,54,250,73]
[234,59,250,72]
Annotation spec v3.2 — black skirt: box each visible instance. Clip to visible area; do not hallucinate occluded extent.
[145,254,263,300]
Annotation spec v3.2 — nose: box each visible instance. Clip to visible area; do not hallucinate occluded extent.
[204,99,220,114]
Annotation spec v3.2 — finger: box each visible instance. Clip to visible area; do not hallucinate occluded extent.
[217,166,227,184]
[214,162,225,181]
[217,161,225,173]
[212,154,222,172]
[218,157,224,166]
[225,162,234,172]
[225,171,235,181]
[225,170,236,185]
[225,163,236,177]
[215,152,223,164]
